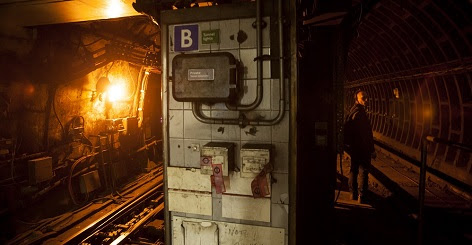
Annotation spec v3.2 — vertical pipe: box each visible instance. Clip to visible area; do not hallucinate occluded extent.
[161,21,171,245]
[418,138,427,245]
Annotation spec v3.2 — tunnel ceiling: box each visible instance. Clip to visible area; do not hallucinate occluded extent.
[345,0,472,186]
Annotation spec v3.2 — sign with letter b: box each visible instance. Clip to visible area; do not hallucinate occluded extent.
[174,24,199,52]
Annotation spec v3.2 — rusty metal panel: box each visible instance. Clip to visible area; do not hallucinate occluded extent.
[221,195,271,222]
[168,190,212,216]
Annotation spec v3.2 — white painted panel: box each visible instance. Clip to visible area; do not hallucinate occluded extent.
[219,19,239,50]
[167,167,211,192]
[168,190,212,216]
[169,110,184,138]
[224,171,271,196]
[170,138,185,167]
[271,110,289,143]
[182,221,218,245]
[222,195,271,222]
[184,110,212,139]
[172,216,285,245]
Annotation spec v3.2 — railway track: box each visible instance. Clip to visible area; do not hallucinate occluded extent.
[7,166,165,245]
[65,184,164,245]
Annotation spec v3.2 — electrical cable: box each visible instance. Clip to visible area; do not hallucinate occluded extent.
[52,88,66,141]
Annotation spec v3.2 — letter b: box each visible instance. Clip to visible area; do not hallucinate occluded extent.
[181,29,192,48]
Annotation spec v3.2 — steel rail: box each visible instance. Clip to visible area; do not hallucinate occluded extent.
[63,181,163,244]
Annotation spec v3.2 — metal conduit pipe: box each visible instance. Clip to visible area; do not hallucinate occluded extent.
[225,0,263,111]
[192,0,285,127]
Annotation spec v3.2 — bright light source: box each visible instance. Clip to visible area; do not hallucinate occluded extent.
[106,0,124,18]
[107,83,126,102]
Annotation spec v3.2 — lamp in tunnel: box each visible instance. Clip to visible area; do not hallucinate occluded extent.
[393,88,400,99]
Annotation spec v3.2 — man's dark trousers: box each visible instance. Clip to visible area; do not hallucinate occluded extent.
[348,156,371,197]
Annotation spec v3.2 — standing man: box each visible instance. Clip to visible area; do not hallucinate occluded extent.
[344,90,376,204]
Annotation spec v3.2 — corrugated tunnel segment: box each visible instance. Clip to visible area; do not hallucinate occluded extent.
[345,0,472,187]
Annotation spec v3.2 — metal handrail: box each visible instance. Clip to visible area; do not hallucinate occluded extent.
[418,136,472,245]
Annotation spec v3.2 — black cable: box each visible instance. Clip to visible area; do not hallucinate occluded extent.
[52,88,66,141]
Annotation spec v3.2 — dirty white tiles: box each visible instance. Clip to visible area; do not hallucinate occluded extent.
[272,142,289,173]
[172,216,285,245]
[210,111,241,141]
[271,173,289,204]
[184,110,212,139]
[238,17,271,49]
[271,203,288,230]
[239,18,256,49]
[222,195,271,222]
[240,79,271,110]
[271,110,289,143]
[168,25,174,53]
[184,139,211,168]
[240,112,272,142]
[262,17,271,48]
[184,102,210,110]
[168,52,178,77]
[168,190,212,216]
[199,22,211,51]
[210,102,228,110]
[271,78,290,111]
[182,221,218,245]
[239,48,271,79]
[224,171,271,196]
[167,167,212,192]
[219,19,239,50]
[169,110,184,138]
[168,82,183,110]
[170,138,185,167]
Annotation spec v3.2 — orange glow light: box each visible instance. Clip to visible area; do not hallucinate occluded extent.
[106,0,124,18]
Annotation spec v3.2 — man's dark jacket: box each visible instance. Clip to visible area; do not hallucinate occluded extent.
[344,104,374,159]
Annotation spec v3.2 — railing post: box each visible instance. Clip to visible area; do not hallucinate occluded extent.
[418,137,427,245]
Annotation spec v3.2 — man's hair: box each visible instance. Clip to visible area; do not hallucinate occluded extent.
[354,89,364,103]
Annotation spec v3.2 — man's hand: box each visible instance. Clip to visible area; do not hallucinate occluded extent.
[371,151,377,159]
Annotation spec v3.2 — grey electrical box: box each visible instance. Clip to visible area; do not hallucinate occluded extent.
[79,170,101,194]
[28,157,53,185]
[172,52,237,102]
[200,142,235,176]
[240,144,272,178]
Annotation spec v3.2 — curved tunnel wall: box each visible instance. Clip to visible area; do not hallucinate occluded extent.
[345,0,472,186]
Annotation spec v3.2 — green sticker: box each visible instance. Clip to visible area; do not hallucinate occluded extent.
[202,29,220,44]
